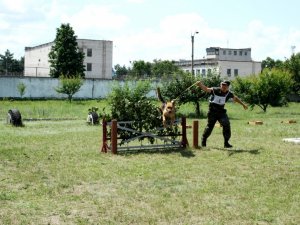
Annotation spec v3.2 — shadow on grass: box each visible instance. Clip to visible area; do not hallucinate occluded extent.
[214,147,261,156]
[117,147,195,158]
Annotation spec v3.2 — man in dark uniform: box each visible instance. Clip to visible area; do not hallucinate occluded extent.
[196,80,248,148]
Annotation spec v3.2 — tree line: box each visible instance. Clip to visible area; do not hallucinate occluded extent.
[0,50,24,76]
[113,59,181,80]
[232,54,300,112]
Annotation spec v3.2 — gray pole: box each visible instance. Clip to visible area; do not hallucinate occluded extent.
[191,31,198,76]
[191,35,194,75]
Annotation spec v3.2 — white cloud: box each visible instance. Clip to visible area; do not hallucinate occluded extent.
[0,15,10,29]
[269,28,300,60]
[160,13,206,34]
[113,13,210,65]
[1,0,27,13]
[238,21,300,61]
[112,14,300,66]
[60,4,129,35]
[126,0,145,3]
[1,1,300,65]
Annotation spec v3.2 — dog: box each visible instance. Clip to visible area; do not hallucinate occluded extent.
[86,111,99,125]
[156,87,176,128]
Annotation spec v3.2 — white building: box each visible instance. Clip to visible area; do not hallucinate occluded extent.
[24,39,113,79]
[176,47,261,78]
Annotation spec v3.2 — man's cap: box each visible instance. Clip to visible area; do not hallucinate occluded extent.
[221,80,230,86]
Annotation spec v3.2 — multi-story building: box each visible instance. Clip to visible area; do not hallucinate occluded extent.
[24,39,113,79]
[175,47,261,78]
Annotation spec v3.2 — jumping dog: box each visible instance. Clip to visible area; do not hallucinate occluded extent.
[156,87,176,128]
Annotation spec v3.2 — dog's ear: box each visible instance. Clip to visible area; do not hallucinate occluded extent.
[171,100,175,106]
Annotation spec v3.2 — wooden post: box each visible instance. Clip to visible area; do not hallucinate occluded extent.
[111,119,118,154]
[101,118,108,153]
[193,120,199,148]
[181,117,188,148]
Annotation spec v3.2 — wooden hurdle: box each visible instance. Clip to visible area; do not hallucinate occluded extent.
[193,120,199,149]
[101,117,194,154]
[101,118,109,153]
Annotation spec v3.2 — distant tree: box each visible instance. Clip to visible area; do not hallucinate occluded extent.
[55,75,83,102]
[0,49,14,74]
[49,23,85,78]
[17,82,26,98]
[128,60,152,78]
[233,68,292,112]
[151,59,180,78]
[0,50,23,75]
[284,53,300,94]
[11,56,24,73]
[114,64,129,78]
[122,59,183,80]
[262,57,284,70]
[274,59,284,69]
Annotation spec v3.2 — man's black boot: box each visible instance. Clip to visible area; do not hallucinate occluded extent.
[201,138,207,147]
[224,141,232,148]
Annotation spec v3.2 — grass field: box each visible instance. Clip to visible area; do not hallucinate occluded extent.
[0,100,299,224]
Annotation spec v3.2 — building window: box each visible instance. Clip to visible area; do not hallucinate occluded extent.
[244,51,248,56]
[87,48,92,57]
[201,69,206,76]
[207,48,218,55]
[234,51,237,55]
[196,69,200,75]
[234,69,238,76]
[87,63,92,71]
[239,51,242,56]
[227,69,231,76]
[223,50,226,55]
[228,50,232,55]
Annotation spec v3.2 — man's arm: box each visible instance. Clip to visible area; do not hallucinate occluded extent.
[196,81,212,93]
[233,95,248,110]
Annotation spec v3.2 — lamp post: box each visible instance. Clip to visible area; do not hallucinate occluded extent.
[191,31,199,76]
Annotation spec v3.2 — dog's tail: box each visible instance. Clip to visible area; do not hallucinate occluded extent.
[156,87,165,103]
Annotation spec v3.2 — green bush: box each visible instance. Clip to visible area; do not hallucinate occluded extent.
[17,82,26,98]
[55,75,83,102]
[233,68,293,112]
[107,81,179,144]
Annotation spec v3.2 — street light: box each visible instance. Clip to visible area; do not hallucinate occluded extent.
[191,31,199,76]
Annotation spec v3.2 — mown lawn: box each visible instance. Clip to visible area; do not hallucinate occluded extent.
[0,100,299,224]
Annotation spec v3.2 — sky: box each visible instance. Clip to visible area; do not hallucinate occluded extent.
[1,0,299,66]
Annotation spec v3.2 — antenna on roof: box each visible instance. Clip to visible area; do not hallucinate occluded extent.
[291,45,296,55]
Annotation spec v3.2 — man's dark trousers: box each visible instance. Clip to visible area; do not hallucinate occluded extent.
[202,107,231,143]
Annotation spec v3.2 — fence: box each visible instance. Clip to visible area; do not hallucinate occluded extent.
[0,76,158,99]
[101,117,200,154]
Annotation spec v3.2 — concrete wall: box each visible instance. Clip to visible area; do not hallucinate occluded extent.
[0,77,115,99]
[0,77,158,99]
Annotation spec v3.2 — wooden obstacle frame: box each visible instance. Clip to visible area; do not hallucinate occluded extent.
[101,117,200,154]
